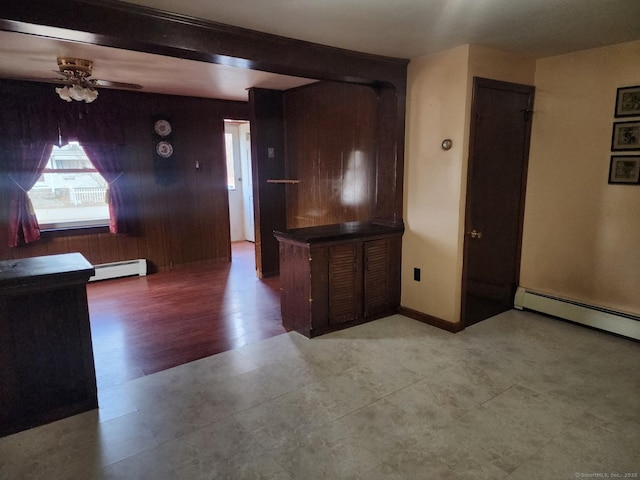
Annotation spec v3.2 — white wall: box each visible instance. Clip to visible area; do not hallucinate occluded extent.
[402,45,536,324]
[521,40,640,316]
[402,45,470,323]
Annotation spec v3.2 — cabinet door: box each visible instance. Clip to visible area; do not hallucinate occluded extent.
[364,239,390,317]
[328,243,362,324]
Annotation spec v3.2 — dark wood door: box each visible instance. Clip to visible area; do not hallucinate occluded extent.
[462,77,535,327]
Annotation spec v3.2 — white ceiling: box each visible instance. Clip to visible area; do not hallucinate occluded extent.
[124,0,640,59]
[0,31,317,101]
[1,0,639,101]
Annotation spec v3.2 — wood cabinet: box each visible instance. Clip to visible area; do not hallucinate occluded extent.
[275,222,403,337]
[0,253,97,437]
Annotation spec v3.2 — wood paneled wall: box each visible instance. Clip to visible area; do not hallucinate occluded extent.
[283,82,378,229]
[0,81,249,271]
[0,3,408,280]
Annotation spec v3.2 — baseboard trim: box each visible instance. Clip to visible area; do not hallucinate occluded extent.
[515,287,640,341]
[398,306,463,333]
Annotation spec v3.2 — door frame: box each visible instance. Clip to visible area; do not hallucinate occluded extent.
[225,121,244,242]
[224,120,255,243]
[238,122,255,242]
[461,77,535,328]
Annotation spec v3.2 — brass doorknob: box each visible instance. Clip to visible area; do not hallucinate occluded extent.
[469,229,483,239]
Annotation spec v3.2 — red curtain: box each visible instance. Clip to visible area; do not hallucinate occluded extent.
[82,143,134,235]
[6,142,54,247]
[1,80,132,245]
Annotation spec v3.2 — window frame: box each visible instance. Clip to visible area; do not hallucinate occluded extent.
[29,142,111,232]
[224,132,237,190]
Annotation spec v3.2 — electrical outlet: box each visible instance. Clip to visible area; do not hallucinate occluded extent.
[413,268,421,281]
[267,147,275,158]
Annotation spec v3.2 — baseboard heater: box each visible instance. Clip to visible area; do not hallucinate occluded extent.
[89,259,147,282]
[514,287,640,340]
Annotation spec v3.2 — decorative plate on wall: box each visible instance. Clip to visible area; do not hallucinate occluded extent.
[151,115,177,185]
[154,118,172,137]
[155,140,174,158]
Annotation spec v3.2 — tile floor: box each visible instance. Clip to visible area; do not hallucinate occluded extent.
[1,310,639,479]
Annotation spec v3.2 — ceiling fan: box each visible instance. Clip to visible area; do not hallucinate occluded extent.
[27,57,144,103]
[54,58,143,103]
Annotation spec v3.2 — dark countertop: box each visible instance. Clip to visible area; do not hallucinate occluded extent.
[0,253,94,292]
[274,221,404,244]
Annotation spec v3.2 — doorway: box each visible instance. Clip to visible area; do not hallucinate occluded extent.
[224,120,256,272]
[224,120,254,243]
[462,77,535,327]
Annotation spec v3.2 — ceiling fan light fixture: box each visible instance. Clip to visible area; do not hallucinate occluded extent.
[84,88,99,103]
[57,57,93,78]
[49,57,141,102]
[55,86,72,102]
[54,57,100,103]
[55,84,99,103]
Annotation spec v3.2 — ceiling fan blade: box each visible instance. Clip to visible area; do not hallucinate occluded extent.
[93,79,143,90]
[3,76,73,86]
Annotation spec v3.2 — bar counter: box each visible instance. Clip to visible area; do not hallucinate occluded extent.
[0,253,97,437]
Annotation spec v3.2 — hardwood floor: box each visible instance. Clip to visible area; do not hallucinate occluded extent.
[87,241,286,390]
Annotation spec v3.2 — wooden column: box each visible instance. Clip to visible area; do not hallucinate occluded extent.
[249,88,287,278]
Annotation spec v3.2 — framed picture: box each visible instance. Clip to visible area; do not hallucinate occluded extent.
[614,86,640,117]
[609,156,640,184]
[611,121,640,151]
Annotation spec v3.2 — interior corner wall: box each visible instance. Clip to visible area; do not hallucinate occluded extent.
[467,45,537,86]
[249,88,287,278]
[402,45,470,323]
[402,44,536,324]
[283,82,378,229]
[521,40,640,316]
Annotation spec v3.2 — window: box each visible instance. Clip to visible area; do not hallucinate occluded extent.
[28,142,110,229]
[224,132,236,190]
